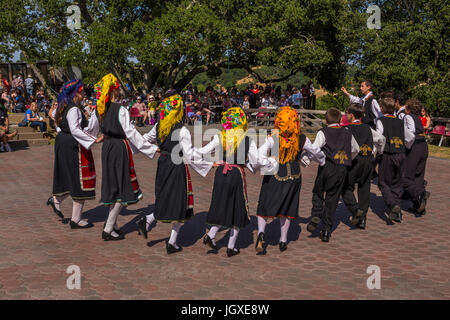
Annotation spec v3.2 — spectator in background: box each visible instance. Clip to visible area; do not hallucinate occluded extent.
[146,94,157,125]
[289,87,302,109]
[0,98,18,152]
[13,89,26,112]
[420,107,432,133]
[242,95,250,110]
[25,102,47,134]
[1,89,11,112]
[308,80,315,109]
[249,84,260,109]
[131,96,146,126]
[0,73,10,94]
[25,74,35,97]
[301,84,310,109]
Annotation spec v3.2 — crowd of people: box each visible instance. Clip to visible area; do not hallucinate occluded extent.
[45,75,431,257]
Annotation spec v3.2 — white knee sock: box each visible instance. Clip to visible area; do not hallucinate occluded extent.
[145,213,155,231]
[168,223,182,248]
[104,202,123,235]
[53,194,69,211]
[227,228,239,250]
[280,217,290,243]
[207,226,220,246]
[71,200,85,225]
[257,216,267,234]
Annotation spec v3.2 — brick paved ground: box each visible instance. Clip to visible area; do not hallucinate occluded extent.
[0,141,449,300]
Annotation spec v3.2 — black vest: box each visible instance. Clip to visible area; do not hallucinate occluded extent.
[362,95,376,127]
[379,115,405,154]
[275,134,307,179]
[99,102,126,139]
[408,114,426,144]
[321,126,353,166]
[347,122,374,157]
[219,135,251,165]
[156,121,184,154]
[60,103,88,134]
[396,108,406,119]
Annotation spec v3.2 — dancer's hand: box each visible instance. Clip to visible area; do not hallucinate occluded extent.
[156,148,160,153]
[95,135,104,143]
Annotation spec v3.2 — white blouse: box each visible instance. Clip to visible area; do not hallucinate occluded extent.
[118,106,158,159]
[142,125,213,177]
[66,107,99,150]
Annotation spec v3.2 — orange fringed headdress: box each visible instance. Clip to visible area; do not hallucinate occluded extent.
[274,106,301,165]
[95,73,120,116]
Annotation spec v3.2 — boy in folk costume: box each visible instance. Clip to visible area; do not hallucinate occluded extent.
[376,98,414,223]
[306,108,360,242]
[95,74,158,241]
[255,106,325,252]
[341,103,386,229]
[198,107,276,257]
[47,79,101,229]
[136,92,211,254]
[402,99,430,216]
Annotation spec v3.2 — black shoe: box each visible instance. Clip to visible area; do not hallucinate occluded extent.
[70,220,94,229]
[102,231,125,241]
[226,248,240,257]
[166,242,183,254]
[417,191,430,214]
[319,230,331,242]
[307,216,321,233]
[47,197,64,219]
[351,209,364,225]
[390,205,402,223]
[103,222,123,236]
[136,217,148,239]
[203,234,218,251]
[255,232,265,253]
[358,217,367,229]
[279,242,287,252]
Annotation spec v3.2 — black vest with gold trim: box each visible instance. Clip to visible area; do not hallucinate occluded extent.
[321,126,352,166]
[379,115,405,154]
[347,122,374,157]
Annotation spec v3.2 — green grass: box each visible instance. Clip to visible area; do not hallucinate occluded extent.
[428,144,450,159]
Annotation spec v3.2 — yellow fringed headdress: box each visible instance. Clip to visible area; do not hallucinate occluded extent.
[274,106,301,164]
[221,107,248,156]
[158,94,184,142]
[95,73,120,116]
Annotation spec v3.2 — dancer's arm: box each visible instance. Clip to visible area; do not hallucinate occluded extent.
[371,128,386,155]
[179,126,214,177]
[142,124,157,144]
[118,106,158,158]
[302,136,326,166]
[67,107,96,150]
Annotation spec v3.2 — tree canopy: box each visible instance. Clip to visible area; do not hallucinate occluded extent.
[0,0,448,114]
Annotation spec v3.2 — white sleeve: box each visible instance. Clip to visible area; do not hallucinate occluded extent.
[302,136,326,166]
[83,111,99,137]
[118,106,158,158]
[371,128,386,155]
[398,113,405,120]
[142,125,157,144]
[376,119,384,136]
[372,99,382,119]
[257,136,278,175]
[179,126,213,177]
[312,130,326,149]
[404,122,415,150]
[195,134,221,156]
[350,135,360,160]
[404,114,416,134]
[257,136,274,158]
[67,107,96,150]
[247,138,277,173]
[349,94,363,104]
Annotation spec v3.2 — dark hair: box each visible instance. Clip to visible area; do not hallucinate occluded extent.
[380,98,396,114]
[347,103,364,119]
[393,92,406,105]
[325,107,342,124]
[405,98,422,116]
[380,91,394,99]
[362,80,373,89]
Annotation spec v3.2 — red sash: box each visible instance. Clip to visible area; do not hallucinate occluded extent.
[185,164,194,209]
[79,146,96,191]
[123,140,141,194]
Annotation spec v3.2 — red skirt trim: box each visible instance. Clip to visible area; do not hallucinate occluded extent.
[79,146,96,191]
[123,140,141,194]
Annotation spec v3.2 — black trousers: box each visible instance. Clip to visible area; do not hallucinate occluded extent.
[404,142,428,203]
[378,153,405,210]
[342,155,373,216]
[311,161,348,232]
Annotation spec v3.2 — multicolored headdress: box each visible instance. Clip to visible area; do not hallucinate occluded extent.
[274,106,301,164]
[221,107,248,155]
[158,93,184,142]
[94,73,120,116]
[57,79,84,108]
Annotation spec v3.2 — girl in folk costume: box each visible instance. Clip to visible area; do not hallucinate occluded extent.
[255,106,325,252]
[47,79,101,229]
[136,92,211,254]
[198,107,276,257]
[95,74,158,241]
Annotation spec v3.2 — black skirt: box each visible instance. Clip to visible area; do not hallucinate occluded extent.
[154,153,194,223]
[206,165,250,229]
[100,137,142,206]
[257,161,302,219]
[53,132,95,200]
